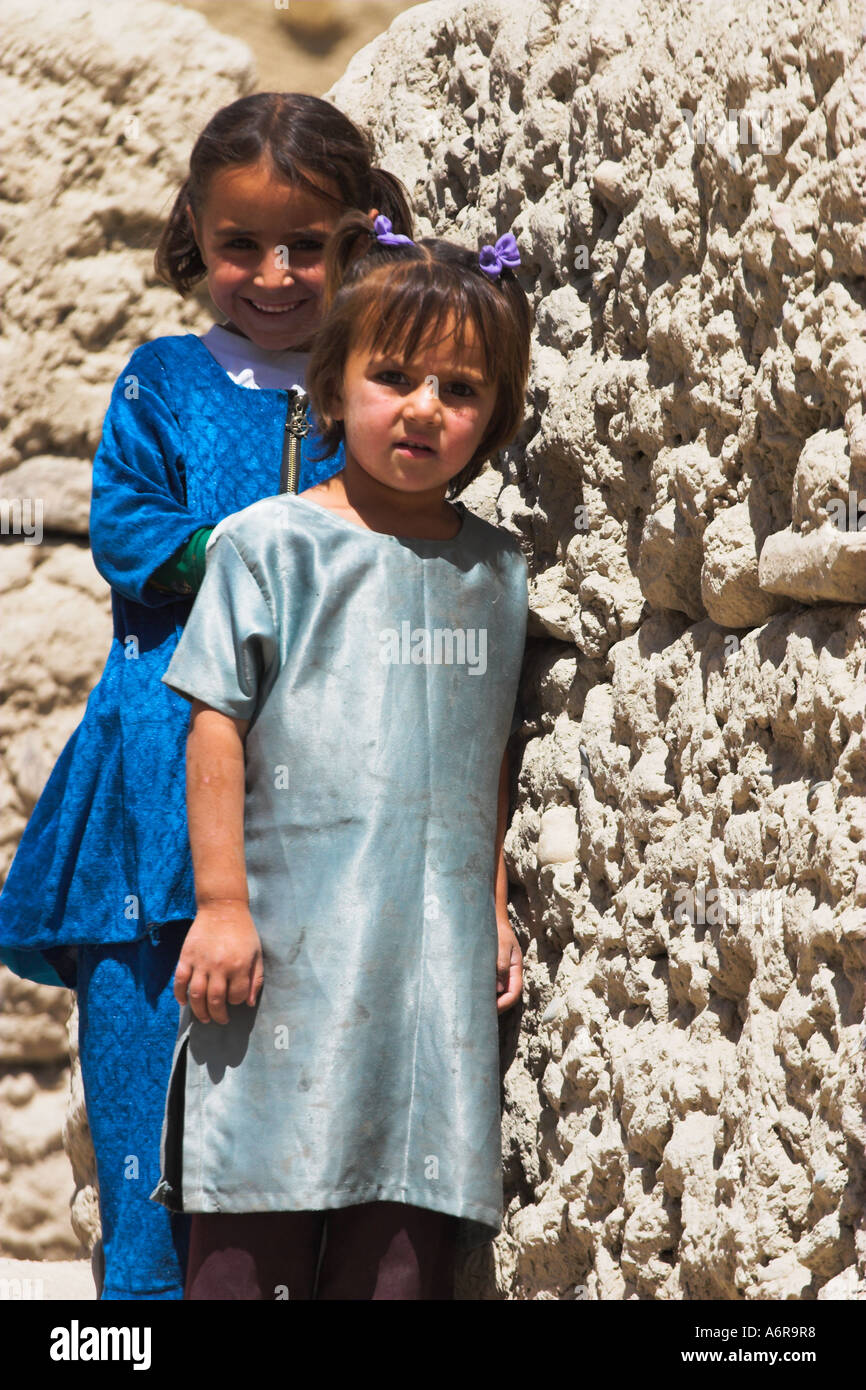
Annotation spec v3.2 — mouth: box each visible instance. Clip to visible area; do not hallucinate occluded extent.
[244,298,308,316]
[394,438,436,457]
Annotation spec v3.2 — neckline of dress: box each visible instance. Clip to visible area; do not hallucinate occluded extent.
[188,330,308,395]
[289,492,468,546]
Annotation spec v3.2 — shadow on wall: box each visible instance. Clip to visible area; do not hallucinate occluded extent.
[171,0,427,95]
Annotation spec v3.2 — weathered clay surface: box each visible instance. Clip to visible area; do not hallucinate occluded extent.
[759,526,866,604]
[1,0,865,1299]
[329,0,866,1299]
[0,973,81,1258]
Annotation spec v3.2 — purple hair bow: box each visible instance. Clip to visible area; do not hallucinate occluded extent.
[478,232,521,277]
[373,214,414,245]
[372,215,521,278]
[478,233,517,276]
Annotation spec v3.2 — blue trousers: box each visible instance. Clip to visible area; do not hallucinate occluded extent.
[77,922,191,1300]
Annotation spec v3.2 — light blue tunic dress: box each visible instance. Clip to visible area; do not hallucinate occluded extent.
[150,492,528,1251]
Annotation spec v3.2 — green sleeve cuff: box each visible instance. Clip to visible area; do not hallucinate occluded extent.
[148,526,214,594]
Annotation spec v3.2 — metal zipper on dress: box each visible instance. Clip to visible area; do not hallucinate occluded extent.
[280,387,310,495]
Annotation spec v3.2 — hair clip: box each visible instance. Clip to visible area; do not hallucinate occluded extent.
[478,232,520,277]
[372,214,414,246]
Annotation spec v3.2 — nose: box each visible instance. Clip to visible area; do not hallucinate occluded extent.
[404,378,443,423]
[253,245,294,289]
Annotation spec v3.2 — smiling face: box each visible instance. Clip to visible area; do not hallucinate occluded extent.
[188,156,346,351]
[333,316,499,497]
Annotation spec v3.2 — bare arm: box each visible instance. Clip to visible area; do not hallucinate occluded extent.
[174,699,263,1025]
[186,701,249,905]
[495,747,523,1013]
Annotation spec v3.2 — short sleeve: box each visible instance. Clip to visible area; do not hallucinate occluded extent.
[160,533,278,721]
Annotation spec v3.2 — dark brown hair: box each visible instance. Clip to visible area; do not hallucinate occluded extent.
[306,212,532,496]
[154,93,413,294]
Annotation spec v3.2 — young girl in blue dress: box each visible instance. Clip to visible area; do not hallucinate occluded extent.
[150,211,531,1300]
[0,93,413,1301]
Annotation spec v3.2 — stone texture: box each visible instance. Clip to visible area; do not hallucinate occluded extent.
[791,429,856,534]
[64,1001,101,1263]
[0,1257,95,1300]
[0,457,94,538]
[759,526,866,605]
[0,973,81,1258]
[329,0,866,1300]
[0,973,71,1068]
[176,0,422,96]
[701,502,788,628]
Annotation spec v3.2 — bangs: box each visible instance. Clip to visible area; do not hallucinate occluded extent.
[306,218,532,497]
[349,266,493,379]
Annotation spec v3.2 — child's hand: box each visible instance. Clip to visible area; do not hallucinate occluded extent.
[175,900,263,1025]
[496,917,523,1013]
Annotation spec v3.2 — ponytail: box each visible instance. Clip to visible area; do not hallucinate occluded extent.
[322,210,424,312]
[365,166,413,236]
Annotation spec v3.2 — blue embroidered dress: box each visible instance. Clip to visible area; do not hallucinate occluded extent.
[0,332,344,1299]
[0,334,343,962]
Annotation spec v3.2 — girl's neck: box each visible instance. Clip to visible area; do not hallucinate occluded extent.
[216,320,313,354]
[302,463,461,540]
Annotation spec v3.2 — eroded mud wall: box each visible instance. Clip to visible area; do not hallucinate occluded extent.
[328,0,866,1299]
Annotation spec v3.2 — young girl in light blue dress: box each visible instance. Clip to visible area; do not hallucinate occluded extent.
[0,93,413,1300]
[151,211,531,1300]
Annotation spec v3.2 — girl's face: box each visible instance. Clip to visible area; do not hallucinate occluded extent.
[188,156,347,352]
[333,318,499,496]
